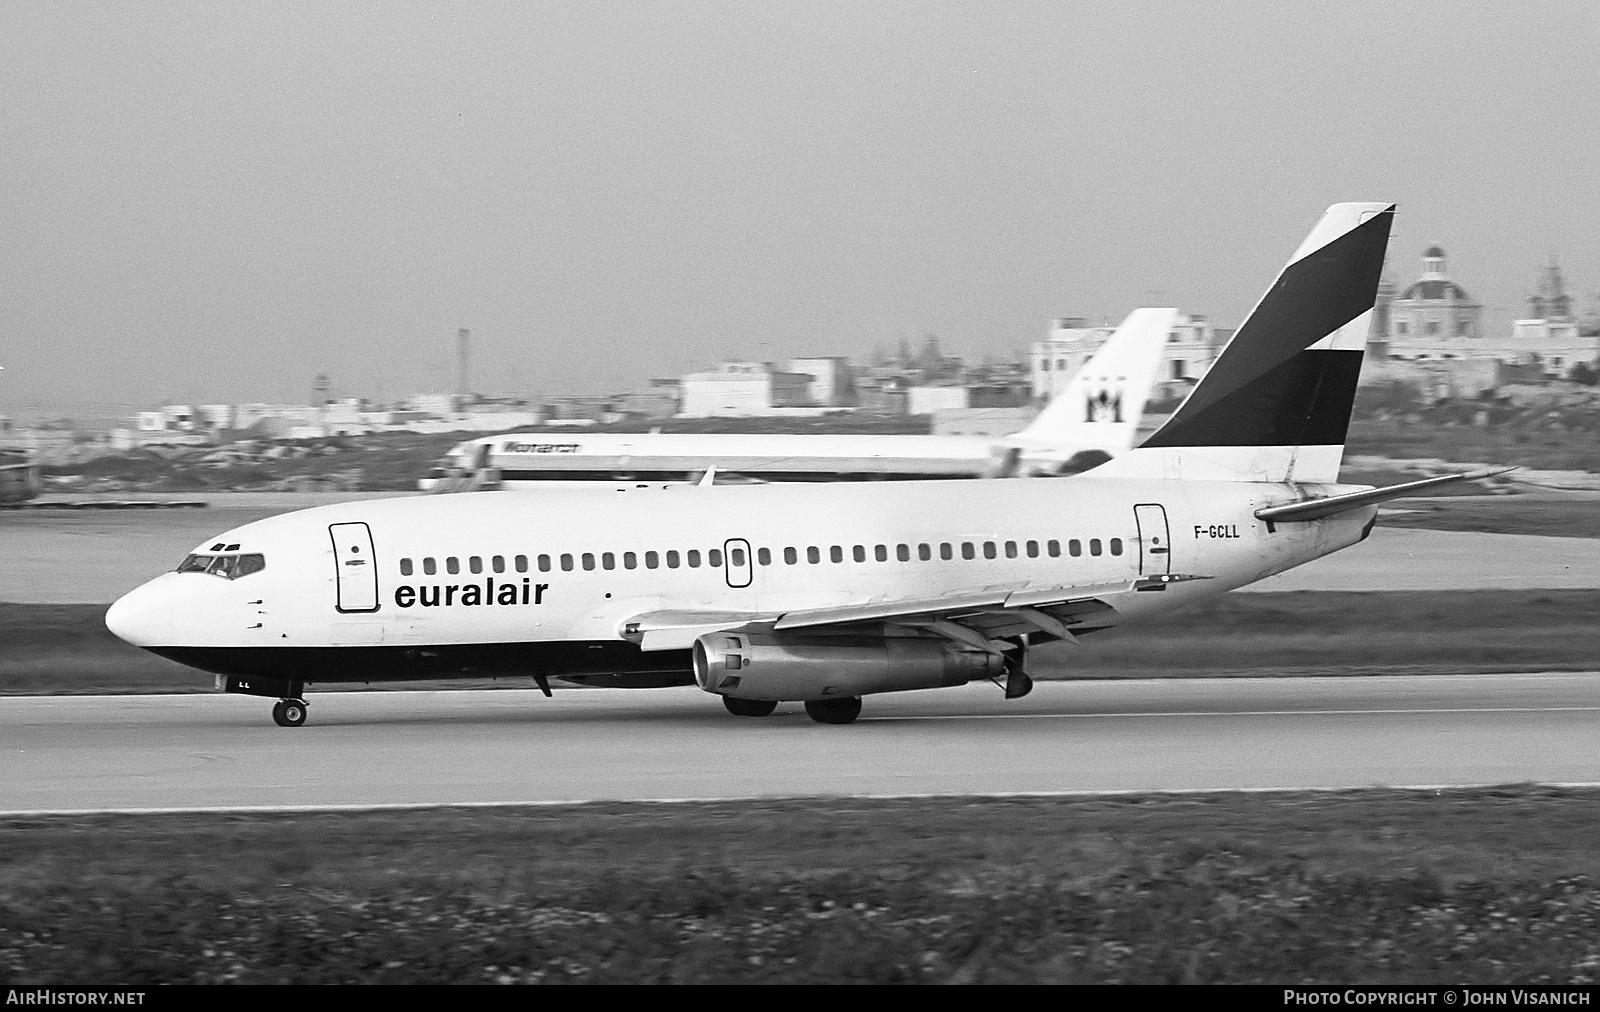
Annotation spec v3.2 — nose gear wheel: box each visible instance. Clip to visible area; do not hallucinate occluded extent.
[272,698,308,727]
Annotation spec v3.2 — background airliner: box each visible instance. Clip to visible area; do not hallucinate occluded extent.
[422,307,1177,490]
[107,202,1495,727]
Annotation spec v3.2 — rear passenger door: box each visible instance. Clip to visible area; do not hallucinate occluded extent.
[329,522,380,612]
[1133,504,1171,576]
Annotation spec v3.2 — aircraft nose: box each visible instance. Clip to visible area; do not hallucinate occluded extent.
[105,582,174,647]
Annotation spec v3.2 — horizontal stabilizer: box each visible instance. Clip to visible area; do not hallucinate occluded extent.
[1253,468,1514,523]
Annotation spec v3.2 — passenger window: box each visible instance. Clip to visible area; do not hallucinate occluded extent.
[708,549,722,567]
[1005,541,1017,559]
[783,547,797,565]
[447,557,460,575]
[983,542,997,560]
[853,545,866,563]
[561,554,575,572]
[1110,538,1123,556]
[516,555,529,573]
[1090,539,1102,556]
[492,555,505,574]
[1048,540,1061,558]
[538,554,551,573]
[896,544,910,562]
[424,557,437,576]
[602,552,616,570]
[400,558,413,576]
[1069,539,1082,557]
[582,553,595,571]
[469,556,483,574]
[1026,540,1039,558]
[830,546,843,564]
[874,544,887,562]
[730,548,745,566]
[961,542,975,560]
[646,551,660,569]
[687,550,701,568]
[667,551,681,569]
[757,548,771,566]
[940,543,953,561]
[624,551,638,570]
[807,547,820,564]
[918,543,931,561]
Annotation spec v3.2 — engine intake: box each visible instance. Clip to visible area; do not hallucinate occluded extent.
[693,632,1002,701]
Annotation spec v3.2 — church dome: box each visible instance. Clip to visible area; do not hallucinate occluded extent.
[1399,278,1470,301]
[1399,245,1471,302]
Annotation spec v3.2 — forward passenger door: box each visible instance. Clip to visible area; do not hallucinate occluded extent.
[329,522,380,612]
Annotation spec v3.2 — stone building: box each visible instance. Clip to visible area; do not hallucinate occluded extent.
[1381,246,1483,359]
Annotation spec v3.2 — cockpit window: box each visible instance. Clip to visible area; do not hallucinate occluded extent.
[177,553,267,580]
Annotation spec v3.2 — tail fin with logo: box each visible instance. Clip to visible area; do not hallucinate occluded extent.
[1092,202,1395,484]
[1013,307,1178,460]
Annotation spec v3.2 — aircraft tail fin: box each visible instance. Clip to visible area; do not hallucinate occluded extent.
[1015,307,1177,456]
[1092,202,1396,484]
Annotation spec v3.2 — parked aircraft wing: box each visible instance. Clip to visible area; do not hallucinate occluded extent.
[1253,468,1513,523]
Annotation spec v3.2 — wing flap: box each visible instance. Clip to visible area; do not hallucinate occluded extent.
[623,575,1209,653]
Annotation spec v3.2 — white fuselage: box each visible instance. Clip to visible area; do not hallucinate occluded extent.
[424,430,1128,490]
[106,477,1374,678]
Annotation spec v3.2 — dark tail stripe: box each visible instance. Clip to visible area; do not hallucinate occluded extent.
[1144,206,1393,448]
[1143,349,1363,447]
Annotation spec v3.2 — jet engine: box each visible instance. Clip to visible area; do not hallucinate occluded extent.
[693,632,1003,701]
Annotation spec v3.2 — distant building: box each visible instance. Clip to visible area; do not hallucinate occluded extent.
[906,386,968,415]
[1378,250,1597,375]
[786,357,855,407]
[677,361,828,418]
[1507,262,1594,375]
[1383,247,1484,359]
[1032,318,1114,400]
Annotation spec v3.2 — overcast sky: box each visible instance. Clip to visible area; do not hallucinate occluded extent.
[3,1,1597,420]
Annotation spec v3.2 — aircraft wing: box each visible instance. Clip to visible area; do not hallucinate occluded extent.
[622,573,1209,652]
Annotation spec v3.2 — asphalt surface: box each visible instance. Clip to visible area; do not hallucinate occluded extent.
[5,674,1598,813]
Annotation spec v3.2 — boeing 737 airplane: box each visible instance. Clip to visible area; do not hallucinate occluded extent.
[421,307,1178,490]
[106,202,1499,727]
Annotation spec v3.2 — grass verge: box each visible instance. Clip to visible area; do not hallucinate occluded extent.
[4,590,1598,695]
[3,788,1599,983]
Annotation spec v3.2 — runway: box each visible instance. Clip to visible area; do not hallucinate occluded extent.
[6,673,1599,813]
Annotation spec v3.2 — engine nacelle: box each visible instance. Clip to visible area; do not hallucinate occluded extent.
[693,632,1003,701]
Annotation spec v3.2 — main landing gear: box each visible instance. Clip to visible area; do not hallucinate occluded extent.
[804,697,862,725]
[723,696,778,718]
[271,698,308,727]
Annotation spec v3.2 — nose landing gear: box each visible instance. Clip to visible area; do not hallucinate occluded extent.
[271,698,308,727]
